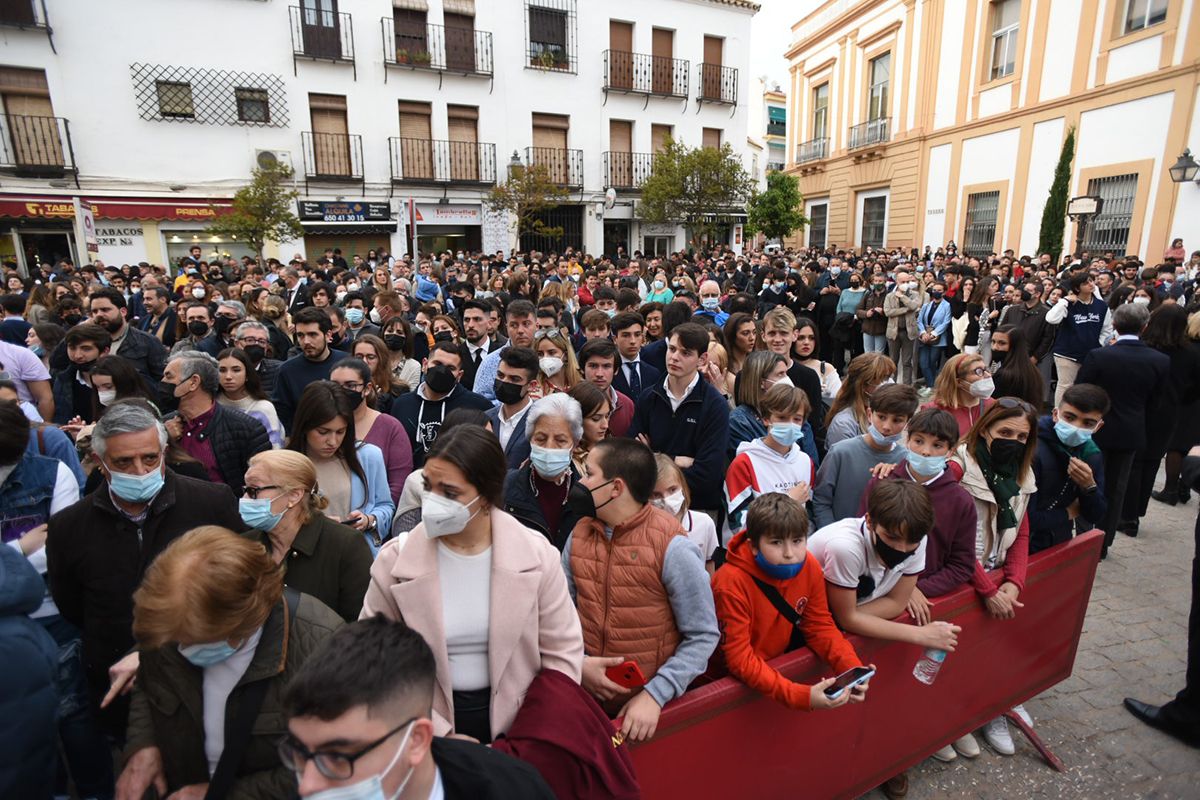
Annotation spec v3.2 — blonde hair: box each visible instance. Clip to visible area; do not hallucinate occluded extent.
[707,341,728,372]
[824,352,896,429]
[535,329,581,388]
[653,453,691,513]
[933,353,984,409]
[762,306,797,334]
[247,450,330,523]
[1187,310,1200,341]
[132,526,284,648]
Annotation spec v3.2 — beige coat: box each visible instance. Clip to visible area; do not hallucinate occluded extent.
[955,444,1036,567]
[361,506,583,740]
[884,286,922,340]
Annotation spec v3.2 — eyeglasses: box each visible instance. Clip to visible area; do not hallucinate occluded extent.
[278,718,416,781]
[996,397,1035,414]
[243,485,281,499]
[236,338,269,347]
[334,381,365,392]
[961,367,990,378]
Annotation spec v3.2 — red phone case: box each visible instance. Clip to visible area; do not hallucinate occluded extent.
[606,660,647,689]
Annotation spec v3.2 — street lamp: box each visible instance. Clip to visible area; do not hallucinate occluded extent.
[1168,149,1199,184]
[1067,195,1103,261]
[507,150,523,179]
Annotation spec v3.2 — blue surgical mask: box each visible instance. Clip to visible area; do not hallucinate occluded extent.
[604,309,616,319]
[179,640,239,668]
[30,344,45,356]
[530,444,572,478]
[1054,419,1094,448]
[754,550,805,580]
[868,423,903,447]
[906,451,948,476]
[107,466,165,503]
[239,497,286,532]
[768,422,804,447]
[345,308,365,325]
[702,297,720,311]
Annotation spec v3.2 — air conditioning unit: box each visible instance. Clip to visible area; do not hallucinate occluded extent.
[254,149,293,171]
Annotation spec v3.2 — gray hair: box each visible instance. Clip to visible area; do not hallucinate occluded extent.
[217,299,247,320]
[234,319,269,339]
[525,393,583,445]
[169,351,220,395]
[1113,302,1149,335]
[92,403,167,459]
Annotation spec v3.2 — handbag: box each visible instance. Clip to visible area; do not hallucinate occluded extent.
[750,577,807,652]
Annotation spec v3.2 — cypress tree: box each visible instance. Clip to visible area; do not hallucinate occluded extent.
[1038,126,1076,262]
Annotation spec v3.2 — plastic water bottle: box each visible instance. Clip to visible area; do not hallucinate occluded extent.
[912,648,946,685]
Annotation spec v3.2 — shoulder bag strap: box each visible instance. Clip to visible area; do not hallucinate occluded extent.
[204,587,300,800]
[750,577,807,652]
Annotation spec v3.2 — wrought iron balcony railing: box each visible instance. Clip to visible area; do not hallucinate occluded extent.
[301,131,363,180]
[525,146,583,188]
[697,62,738,104]
[603,50,688,98]
[603,151,654,189]
[795,137,829,164]
[289,6,355,66]
[389,138,497,185]
[0,115,78,178]
[848,118,890,150]
[382,19,493,76]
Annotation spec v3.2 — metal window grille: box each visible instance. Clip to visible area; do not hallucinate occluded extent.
[155,81,195,118]
[131,64,289,127]
[1083,173,1138,256]
[520,205,583,252]
[808,203,828,248]
[963,191,1000,257]
[525,0,577,73]
[860,196,886,248]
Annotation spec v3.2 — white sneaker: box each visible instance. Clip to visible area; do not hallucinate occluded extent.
[952,732,981,758]
[982,716,1015,755]
[1011,703,1033,728]
[932,744,957,762]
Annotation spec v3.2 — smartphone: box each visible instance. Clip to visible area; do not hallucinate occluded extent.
[606,660,647,690]
[823,666,876,700]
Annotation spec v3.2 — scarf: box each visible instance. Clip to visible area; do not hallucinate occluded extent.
[974,439,1020,530]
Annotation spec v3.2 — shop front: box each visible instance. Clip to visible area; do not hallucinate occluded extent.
[411,203,483,256]
[299,200,397,262]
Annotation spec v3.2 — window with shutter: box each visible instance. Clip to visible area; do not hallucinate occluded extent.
[702,127,721,149]
[447,105,479,181]
[310,94,350,176]
[155,81,194,118]
[528,4,570,69]
[532,114,569,183]
[398,101,433,179]
[652,124,672,154]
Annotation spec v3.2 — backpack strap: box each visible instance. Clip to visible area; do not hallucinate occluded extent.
[750,577,807,652]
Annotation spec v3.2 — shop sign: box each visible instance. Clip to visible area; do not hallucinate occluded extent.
[0,195,232,221]
[96,224,147,265]
[415,204,481,225]
[298,201,391,222]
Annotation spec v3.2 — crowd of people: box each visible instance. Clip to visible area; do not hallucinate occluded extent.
[2,235,1198,800]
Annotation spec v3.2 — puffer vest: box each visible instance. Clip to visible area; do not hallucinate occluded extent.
[570,504,684,683]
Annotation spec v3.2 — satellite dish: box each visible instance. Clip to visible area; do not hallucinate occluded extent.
[604,187,617,210]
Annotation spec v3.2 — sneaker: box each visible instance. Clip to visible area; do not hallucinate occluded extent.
[952,732,981,758]
[1011,703,1033,728]
[932,744,957,762]
[982,716,1015,755]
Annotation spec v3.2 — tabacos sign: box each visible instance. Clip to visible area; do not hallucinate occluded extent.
[24,201,98,218]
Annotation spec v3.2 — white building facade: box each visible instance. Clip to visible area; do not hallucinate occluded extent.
[0,0,758,274]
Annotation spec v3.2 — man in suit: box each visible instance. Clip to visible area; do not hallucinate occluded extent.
[1077,303,1169,558]
[460,300,497,391]
[611,311,661,403]
[137,286,178,349]
[282,266,311,316]
[485,347,537,470]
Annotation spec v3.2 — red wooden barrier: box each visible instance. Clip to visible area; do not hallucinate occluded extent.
[630,530,1104,800]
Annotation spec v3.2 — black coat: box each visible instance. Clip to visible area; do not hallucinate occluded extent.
[434,737,556,800]
[503,462,583,550]
[612,358,661,400]
[1076,339,1170,452]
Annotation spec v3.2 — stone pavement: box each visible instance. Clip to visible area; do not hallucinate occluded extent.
[856,483,1200,800]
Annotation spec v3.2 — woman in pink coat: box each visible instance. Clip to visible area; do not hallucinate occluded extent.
[361,425,583,743]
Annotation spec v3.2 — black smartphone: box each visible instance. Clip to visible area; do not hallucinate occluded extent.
[823,666,876,700]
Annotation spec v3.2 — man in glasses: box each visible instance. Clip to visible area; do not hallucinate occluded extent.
[281,616,555,799]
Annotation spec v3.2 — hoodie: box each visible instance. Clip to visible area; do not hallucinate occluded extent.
[724,437,815,545]
[710,532,862,710]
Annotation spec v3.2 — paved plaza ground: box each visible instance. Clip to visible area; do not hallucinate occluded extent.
[861,476,1199,799]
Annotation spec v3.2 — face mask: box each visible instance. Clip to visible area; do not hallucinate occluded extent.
[422,492,483,538]
[302,721,416,800]
[566,478,615,519]
[702,297,720,311]
[346,283,360,291]
[906,451,947,475]
[345,308,365,325]
[30,344,45,356]
[772,282,786,292]
[754,550,805,580]
[873,284,886,293]
[651,489,685,516]
[383,334,406,352]
[64,314,83,326]
[493,379,526,406]
[1020,289,1033,303]
[604,308,616,319]
[239,496,286,532]
[868,423,903,446]
[931,290,944,300]
[1054,419,1094,448]
[423,364,457,394]
[1132,295,1151,305]
[530,444,572,478]
[243,344,266,363]
[967,377,995,399]
[107,465,165,503]
[369,308,383,325]
[433,331,455,343]
[539,355,564,376]
[873,529,913,570]
[768,422,804,447]
[191,287,207,299]
[653,280,664,290]
[344,389,364,409]
[187,320,209,338]
[336,291,348,303]
[412,323,427,334]
[830,267,842,276]
[850,281,862,288]
[97,389,117,407]
[179,640,239,668]
[988,437,1026,470]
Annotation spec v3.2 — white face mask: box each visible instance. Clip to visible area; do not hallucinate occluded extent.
[301,721,416,800]
[191,287,206,299]
[97,389,117,407]
[651,489,686,517]
[539,356,564,376]
[369,308,383,325]
[421,492,483,538]
[968,376,995,399]
[766,374,794,390]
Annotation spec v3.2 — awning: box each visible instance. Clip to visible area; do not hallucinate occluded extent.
[0,194,234,221]
[301,221,397,236]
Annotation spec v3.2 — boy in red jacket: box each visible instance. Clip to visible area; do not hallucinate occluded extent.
[711,492,871,710]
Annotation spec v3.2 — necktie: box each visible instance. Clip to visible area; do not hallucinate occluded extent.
[473,348,483,369]
[626,361,641,398]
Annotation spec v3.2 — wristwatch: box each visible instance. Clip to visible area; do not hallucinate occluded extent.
[1081,484,1098,496]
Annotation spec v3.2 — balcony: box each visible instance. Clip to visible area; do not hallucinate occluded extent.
[301,131,363,188]
[0,115,78,183]
[766,161,786,173]
[381,19,493,80]
[766,121,786,137]
[602,51,688,99]
[525,146,583,188]
[848,118,890,151]
[289,6,356,77]
[603,151,653,189]
[697,62,738,106]
[390,138,497,185]
[795,137,829,164]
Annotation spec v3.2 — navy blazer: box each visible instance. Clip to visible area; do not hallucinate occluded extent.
[1076,338,1170,452]
[612,357,662,400]
[485,403,532,470]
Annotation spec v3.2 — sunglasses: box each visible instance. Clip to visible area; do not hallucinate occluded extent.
[996,397,1035,414]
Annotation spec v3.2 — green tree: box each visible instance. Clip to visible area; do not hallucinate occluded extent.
[746,171,808,242]
[205,162,305,268]
[639,138,756,248]
[484,161,570,244]
[1037,126,1076,262]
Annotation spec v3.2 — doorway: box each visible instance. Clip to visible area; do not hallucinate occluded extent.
[301,0,341,59]
[603,221,629,258]
[19,230,75,273]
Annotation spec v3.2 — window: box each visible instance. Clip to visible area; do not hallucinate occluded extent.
[1124,0,1168,33]
[651,123,672,154]
[867,53,890,121]
[812,83,829,140]
[527,1,575,71]
[767,106,786,136]
[808,203,828,249]
[155,81,194,118]
[393,8,429,59]
[963,191,1001,257]
[989,0,1020,80]
[644,235,674,256]
[702,127,722,149]
[398,100,433,180]
[861,195,887,248]
[235,88,270,124]
[1083,173,1138,256]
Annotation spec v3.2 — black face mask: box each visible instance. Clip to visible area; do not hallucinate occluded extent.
[493,379,526,406]
[343,389,364,409]
[931,290,944,300]
[989,438,1026,471]
[64,314,83,326]
[187,321,209,338]
[383,334,406,352]
[873,531,913,570]
[242,344,266,364]
[1020,290,1033,302]
[158,381,179,413]
[213,316,233,337]
[424,363,457,394]
[75,359,97,374]
[566,479,615,520]
[433,330,456,344]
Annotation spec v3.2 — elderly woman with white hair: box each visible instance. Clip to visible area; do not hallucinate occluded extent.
[501,393,586,550]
